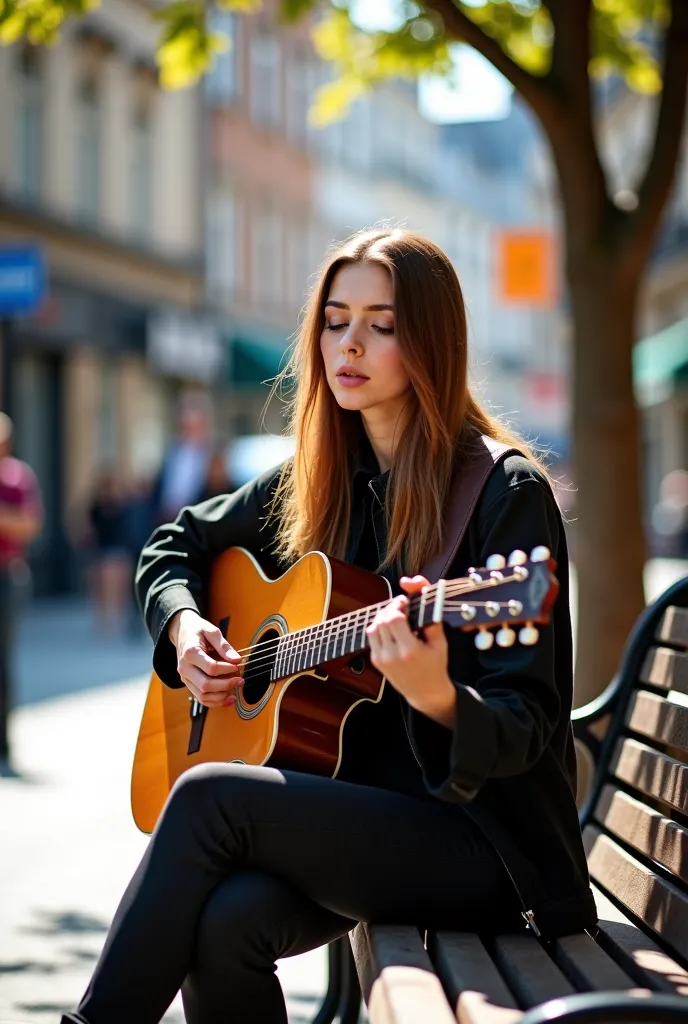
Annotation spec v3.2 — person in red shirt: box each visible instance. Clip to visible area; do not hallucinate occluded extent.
[0,411,43,768]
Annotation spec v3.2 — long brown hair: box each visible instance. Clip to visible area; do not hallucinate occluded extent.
[269,228,549,575]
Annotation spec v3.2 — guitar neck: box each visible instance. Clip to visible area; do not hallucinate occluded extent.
[271,590,437,679]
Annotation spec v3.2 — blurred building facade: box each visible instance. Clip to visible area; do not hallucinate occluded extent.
[0,1,215,593]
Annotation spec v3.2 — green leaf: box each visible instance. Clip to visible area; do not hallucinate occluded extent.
[310,75,365,125]
[310,5,451,122]
[154,1,228,90]
[279,0,317,23]
[0,0,98,46]
[215,0,262,11]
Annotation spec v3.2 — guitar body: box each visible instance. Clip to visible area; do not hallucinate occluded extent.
[131,547,391,833]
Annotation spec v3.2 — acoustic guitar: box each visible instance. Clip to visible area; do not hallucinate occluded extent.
[131,545,558,833]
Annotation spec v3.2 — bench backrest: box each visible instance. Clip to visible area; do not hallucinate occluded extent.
[583,575,688,968]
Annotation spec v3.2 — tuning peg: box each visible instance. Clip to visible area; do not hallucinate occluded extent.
[519,622,539,646]
[469,572,483,584]
[507,600,523,616]
[460,603,477,621]
[496,625,516,648]
[508,550,528,566]
[486,553,506,570]
[513,565,530,581]
[474,628,494,651]
[530,546,551,563]
[485,601,500,618]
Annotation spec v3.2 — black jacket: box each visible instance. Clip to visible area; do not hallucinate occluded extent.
[136,435,597,940]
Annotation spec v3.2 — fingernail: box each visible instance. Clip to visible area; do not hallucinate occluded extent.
[222,695,236,706]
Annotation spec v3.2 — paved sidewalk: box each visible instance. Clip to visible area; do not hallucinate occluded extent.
[0,678,329,1023]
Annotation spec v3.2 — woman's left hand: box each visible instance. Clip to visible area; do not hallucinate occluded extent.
[366,575,456,725]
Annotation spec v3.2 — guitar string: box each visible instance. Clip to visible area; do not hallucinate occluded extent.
[234,573,528,678]
[240,602,532,685]
[219,572,532,681]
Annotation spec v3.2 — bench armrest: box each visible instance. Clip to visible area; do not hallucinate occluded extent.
[519,992,688,1024]
[571,673,623,732]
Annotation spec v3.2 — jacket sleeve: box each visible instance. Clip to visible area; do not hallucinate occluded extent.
[408,477,567,803]
[135,464,284,688]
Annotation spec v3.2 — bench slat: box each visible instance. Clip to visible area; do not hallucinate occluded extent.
[350,923,456,1024]
[657,607,688,649]
[611,738,688,816]
[592,884,688,995]
[626,690,688,754]
[429,932,521,1024]
[490,933,574,1007]
[585,827,688,963]
[640,647,688,695]
[551,931,635,992]
[595,785,688,886]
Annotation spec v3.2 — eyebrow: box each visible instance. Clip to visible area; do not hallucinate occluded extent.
[324,300,394,312]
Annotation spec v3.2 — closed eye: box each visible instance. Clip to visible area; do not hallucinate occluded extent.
[325,322,394,335]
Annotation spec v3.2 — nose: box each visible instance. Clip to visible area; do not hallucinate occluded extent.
[339,320,364,354]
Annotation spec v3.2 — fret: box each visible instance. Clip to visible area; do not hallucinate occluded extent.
[338,613,348,658]
[354,606,364,653]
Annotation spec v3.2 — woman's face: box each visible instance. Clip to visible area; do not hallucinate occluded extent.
[320,262,411,418]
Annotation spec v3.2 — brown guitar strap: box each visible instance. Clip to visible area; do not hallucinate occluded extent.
[419,435,522,584]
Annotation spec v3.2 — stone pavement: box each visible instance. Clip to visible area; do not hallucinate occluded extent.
[0,603,331,1024]
[1,559,687,1023]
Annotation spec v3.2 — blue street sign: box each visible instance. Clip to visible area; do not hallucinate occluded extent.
[0,245,46,315]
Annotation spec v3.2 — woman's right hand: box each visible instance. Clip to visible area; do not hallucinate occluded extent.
[168,609,244,707]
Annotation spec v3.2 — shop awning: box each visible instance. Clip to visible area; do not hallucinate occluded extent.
[634,317,688,405]
[230,334,291,389]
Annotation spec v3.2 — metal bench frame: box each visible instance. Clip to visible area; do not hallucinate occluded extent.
[312,573,688,1024]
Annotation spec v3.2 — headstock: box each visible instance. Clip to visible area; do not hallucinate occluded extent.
[437,547,558,650]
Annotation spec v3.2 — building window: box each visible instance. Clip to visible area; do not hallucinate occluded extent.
[76,77,101,224]
[285,50,311,150]
[252,203,283,306]
[206,191,238,305]
[131,103,153,241]
[14,46,44,201]
[249,33,281,130]
[285,216,311,307]
[206,10,239,105]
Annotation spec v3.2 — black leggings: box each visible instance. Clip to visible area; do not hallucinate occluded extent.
[63,763,522,1024]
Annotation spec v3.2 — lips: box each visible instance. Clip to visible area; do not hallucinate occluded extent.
[336,368,369,379]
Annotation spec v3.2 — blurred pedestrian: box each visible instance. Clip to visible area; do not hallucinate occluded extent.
[0,412,43,768]
[652,469,688,557]
[87,468,132,635]
[122,475,155,637]
[151,392,213,524]
[198,449,235,503]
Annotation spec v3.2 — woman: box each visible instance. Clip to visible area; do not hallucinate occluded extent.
[63,229,596,1024]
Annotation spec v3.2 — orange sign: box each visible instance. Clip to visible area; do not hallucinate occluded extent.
[497,231,556,306]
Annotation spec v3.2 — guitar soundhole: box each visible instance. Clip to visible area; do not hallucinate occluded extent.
[242,627,279,706]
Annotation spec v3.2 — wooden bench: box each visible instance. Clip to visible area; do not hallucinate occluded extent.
[313,573,688,1024]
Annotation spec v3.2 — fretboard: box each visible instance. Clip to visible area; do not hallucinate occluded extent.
[271,590,438,680]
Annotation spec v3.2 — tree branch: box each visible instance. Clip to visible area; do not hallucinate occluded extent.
[421,0,560,132]
[548,0,592,104]
[544,0,609,242]
[629,0,688,256]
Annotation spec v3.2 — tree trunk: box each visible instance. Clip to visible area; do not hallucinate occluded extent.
[569,262,647,707]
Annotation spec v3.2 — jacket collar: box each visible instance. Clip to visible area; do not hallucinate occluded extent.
[350,416,390,496]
